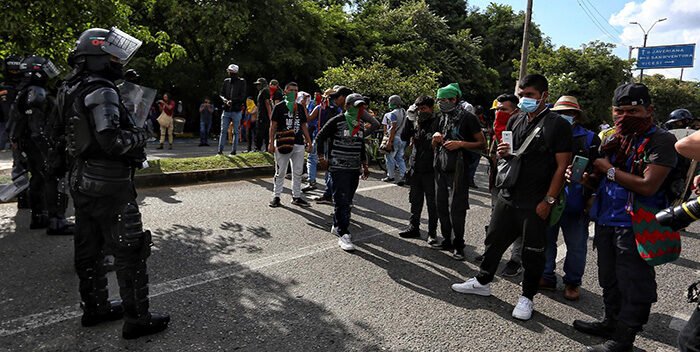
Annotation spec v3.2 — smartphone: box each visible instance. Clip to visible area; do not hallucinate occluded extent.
[570,155,590,183]
[501,131,513,154]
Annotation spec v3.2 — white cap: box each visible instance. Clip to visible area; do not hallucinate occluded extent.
[227,64,239,73]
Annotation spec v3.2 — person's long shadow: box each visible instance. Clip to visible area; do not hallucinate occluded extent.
[352,232,624,347]
[137,186,182,205]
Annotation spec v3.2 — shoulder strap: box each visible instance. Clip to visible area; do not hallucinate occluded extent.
[513,114,547,156]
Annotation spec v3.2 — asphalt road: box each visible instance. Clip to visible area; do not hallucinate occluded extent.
[1,164,699,351]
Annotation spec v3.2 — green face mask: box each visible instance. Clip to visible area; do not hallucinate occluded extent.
[285,91,296,112]
[388,103,397,110]
[344,107,359,130]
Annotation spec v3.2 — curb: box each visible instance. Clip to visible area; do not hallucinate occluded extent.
[134,165,274,188]
[0,165,275,204]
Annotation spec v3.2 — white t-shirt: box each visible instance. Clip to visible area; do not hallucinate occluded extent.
[382,108,407,136]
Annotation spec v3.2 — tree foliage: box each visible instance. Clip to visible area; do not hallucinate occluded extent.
[643,75,700,122]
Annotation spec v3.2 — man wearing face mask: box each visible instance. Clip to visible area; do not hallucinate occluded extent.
[573,83,676,351]
[398,96,438,244]
[451,74,572,321]
[303,88,340,193]
[540,96,600,301]
[431,83,487,261]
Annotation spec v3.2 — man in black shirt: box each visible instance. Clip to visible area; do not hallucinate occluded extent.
[254,78,272,152]
[218,64,246,155]
[268,82,312,208]
[431,83,486,261]
[451,74,572,321]
[398,96,439,244]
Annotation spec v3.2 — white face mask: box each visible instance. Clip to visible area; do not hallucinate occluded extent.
[560,114,575,125]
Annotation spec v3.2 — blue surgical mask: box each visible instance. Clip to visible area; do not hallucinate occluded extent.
[518,97,539,113]
[560,114,575,125]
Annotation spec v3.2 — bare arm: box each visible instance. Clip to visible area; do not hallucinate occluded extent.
[308,106,321,123]
[676,130,700,160]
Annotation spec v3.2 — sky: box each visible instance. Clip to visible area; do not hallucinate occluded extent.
[468,0,700,81]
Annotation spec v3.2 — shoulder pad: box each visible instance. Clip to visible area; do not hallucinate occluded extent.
[25,86,48,108]
[85,87,120,109]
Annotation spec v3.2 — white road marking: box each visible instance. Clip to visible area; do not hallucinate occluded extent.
[356,184,397,193]
[0,225,397,337]
[669,310,691,332]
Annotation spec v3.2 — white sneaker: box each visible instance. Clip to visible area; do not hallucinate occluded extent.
[451,277,491,296]
[331,225,339,236]
[338,234,355,251]
[512,295,534,320]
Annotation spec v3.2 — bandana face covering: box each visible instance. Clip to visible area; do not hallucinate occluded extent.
[344,106,364,136]
[614,114,653,137]
[285,91,297,112]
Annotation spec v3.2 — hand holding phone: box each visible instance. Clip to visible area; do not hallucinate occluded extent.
[570,155,590,183]
[501,131,513,155]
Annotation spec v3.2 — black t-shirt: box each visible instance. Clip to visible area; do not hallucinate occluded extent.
[257,88,271,122]
[500,109,573,209]
[272,88,284,103]
[432,108,483,172]
[272,101,307,145]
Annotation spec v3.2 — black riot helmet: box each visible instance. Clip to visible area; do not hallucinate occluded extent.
[69,27,142,80]
[2,55,24,84]
[19,56,61,85]
[664,109,694,130]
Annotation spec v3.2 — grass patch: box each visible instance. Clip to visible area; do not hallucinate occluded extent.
[136,152,275,175]
[0,174,10,184]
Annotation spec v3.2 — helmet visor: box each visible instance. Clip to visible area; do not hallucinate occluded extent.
[42,60,61,79]
[101,27,142,65]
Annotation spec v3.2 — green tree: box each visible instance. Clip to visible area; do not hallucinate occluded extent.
[643,74,700,122]
[316,59,440,113]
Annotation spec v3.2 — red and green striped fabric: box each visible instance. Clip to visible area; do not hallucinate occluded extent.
[631,201,682,266]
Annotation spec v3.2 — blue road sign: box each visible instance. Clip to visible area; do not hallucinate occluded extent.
[637,44,695,69]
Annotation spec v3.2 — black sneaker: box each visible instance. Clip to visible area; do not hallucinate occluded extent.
[453,248,465,261]
[217,151,223,155]
[427,234,438,246]
[292,197,311,207]
[398,226,420,238]
[230,151,236,155]
[501,260,522,277]
[381,177,395,182]
[302,183,317,193]
[396,178,406,186]
[312,195,333,205]
[431,241,453,251]
[269,197,281,208]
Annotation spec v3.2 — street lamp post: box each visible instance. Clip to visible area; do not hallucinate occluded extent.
[629,18,667,83]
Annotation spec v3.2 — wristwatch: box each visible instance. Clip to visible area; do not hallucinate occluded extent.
[544,195,557,205]
[607,167,616,181]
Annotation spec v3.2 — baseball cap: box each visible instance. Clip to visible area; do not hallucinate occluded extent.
[345,93,366,107]
[330,86,353,99]
[254,77,267,85]
[227,64,239,73]
[613,83,651,107]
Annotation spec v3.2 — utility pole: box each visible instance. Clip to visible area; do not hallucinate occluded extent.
[640,33,648,82]
[628,46,635,83]
[516,0,533,92]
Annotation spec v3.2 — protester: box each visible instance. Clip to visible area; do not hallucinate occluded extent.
[540,95,600,301]
[573,83,677,351]
[315,93,380,251]
[268,82,313,208]
[431,83,486,261]
[156,93,176,150]
[269,79,284,105]
[310,86,352,204]
[254,78,272,152]
[244,96,257,152]
[218,64,246,155]
[451,74,572,321]
[398,95,438,244]
[303,88,339,193]
[198,97,214,147]
[381,95,408,185]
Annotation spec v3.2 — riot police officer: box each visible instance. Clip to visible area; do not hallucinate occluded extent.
[59,27,169,339]
[7,56,74,234]
[1,55,30,208]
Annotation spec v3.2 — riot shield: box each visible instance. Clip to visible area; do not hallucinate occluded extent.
[119,81,157,128]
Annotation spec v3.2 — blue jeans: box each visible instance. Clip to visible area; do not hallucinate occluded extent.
[200,116,212,144]
[467,152,480,184]
[385,136,406,179]
[218,110,242,153]
[307,143,318,184]
[542,211,590,286]
[331,171,360,235]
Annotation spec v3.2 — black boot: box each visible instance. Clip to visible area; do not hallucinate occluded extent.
[78,266,124,327]
[399,225,421,238]
[573,316,617,339]
[118,253,169,339]
[46,217,75,236]
[583,322,638,352]
[29,211,49,229]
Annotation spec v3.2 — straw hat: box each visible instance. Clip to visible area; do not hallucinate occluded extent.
[550,96,582,112]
